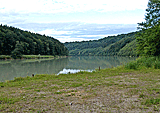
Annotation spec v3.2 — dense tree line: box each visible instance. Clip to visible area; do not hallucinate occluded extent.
[64,32,138,56]
[0,25,68,58]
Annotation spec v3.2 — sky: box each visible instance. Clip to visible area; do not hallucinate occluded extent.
[0,0,149,42]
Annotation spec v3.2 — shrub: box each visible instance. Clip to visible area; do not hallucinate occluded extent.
[125,61,138,69]
[144,58,154,68]
[154,61,160,69]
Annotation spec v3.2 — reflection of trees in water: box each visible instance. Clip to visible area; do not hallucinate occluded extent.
[0,58,69,82]
[0,56,136,82]
[66,56,136,70]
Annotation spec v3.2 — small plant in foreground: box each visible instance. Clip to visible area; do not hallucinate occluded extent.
[144,98,160,106]
[154,105,159,111]
[139,93,145,98]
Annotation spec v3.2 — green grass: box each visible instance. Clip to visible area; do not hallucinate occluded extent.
[0,96,19,104]
[0,62,160,112]
[22,55,55,59]
[144,98,160,106]
[0,55,12,59]
[0,55,62,60]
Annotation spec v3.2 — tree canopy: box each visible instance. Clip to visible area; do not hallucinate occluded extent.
[137,0,160,56]
[0,25,69,58]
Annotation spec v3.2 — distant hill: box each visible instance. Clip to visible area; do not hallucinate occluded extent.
[64,31,139,56]
[0,24,69,58]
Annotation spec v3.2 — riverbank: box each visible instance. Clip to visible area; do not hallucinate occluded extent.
[0,65,160,112]
[0,55,68,60]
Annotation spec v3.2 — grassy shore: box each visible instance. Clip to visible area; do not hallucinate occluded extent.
[0,65,160,112]
[0,55,66,60]
[0,55,12,60]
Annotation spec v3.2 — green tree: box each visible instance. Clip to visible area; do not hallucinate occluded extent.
[137,0,160,56]
[11,41,23,59]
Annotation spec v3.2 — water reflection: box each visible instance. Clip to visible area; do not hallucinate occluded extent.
[0,56,136,82]
[0,58,69,82]
[66,56,136,69]
[58,69,93,75]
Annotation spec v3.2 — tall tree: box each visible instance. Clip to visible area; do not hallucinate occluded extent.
[137,0,160,56]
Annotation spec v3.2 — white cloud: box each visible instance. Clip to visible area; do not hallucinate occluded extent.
[0,0,148,42]
[0,0,148,14]
[38,29,80,36]
[0,0,148,24]
[56,0,148,12]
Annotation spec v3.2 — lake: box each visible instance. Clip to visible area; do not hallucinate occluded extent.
[0,56,136,82]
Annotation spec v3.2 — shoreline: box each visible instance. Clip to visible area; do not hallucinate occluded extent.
[0,55,68,60]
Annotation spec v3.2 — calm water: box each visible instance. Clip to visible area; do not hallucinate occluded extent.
[0,56,136,82]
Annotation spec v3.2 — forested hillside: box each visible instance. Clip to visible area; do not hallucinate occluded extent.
[0,25,68,58]
[64,31,139,56]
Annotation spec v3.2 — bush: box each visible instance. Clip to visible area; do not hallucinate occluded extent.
[144,57,155,68]
[125,61,138,69]
[154,58,160,69]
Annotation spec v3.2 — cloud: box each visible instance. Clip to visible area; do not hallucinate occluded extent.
[26,22,137,42]
[0,0,45,13]
[0,0,148,25]
[0,0,148,43]
[38,29,80,36]
[0,0,148,14]
[51,0,148,13]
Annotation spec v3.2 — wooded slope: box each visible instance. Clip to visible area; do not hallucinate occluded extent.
[0,25,69,58]
[64,31,138,56]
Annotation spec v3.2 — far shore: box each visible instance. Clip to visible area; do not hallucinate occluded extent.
[0,55,68,60]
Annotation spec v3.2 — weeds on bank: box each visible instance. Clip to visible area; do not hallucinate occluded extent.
[125,56,160,69]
